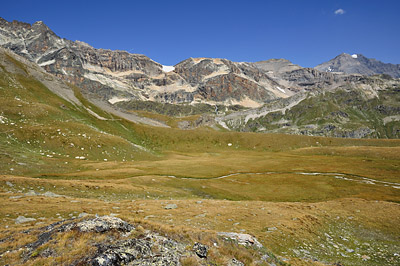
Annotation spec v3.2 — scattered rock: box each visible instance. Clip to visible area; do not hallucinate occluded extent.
[218,232,263,248]
[24,190,40,196]
[193,242,208,258]
[43,191,62,198]
[6,181,13,187]
[76,216,134,233]
[229,258,244,266]
[78,212,89,218]
[164,204,178,209]
[15,216,36,224]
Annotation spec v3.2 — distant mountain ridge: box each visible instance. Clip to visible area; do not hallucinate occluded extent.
[315,53,400,78]
[3,17,399,111]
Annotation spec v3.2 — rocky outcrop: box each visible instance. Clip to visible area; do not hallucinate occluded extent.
[315,53,400,78]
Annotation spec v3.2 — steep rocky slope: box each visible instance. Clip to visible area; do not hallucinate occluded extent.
[315,53,400,78]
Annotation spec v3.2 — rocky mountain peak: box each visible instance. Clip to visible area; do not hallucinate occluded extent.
[316,53,400,78]
[31,20,53,32]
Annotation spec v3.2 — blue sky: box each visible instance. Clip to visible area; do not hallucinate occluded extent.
[2,0,399,67]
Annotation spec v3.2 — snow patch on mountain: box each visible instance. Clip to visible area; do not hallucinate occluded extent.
[352,54,358,59]
[39,59,55,66]
[162,65,175,72]
[276,86,286,94]
[108,97,130,104]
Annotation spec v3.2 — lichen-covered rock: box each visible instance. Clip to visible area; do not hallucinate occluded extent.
[193,242,208,258]
[76,216,134,233]
[90,239,151,266]
[90,234,185,266]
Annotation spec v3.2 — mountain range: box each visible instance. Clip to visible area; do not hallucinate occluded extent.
[0,17,399,138]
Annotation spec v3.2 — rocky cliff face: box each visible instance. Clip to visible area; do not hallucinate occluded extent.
[174,58,283,106]
[315,53,400,78]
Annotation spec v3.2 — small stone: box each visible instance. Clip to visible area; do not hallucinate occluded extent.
[78,212,89,218]
[6,181,13,187]
[164,204,177,209]
[196,201,203,204]
[229,258,244,266]
[361,255,371,260]
[193,242,208,258]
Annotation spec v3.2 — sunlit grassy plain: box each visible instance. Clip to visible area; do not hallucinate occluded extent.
[0,50,399,265]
